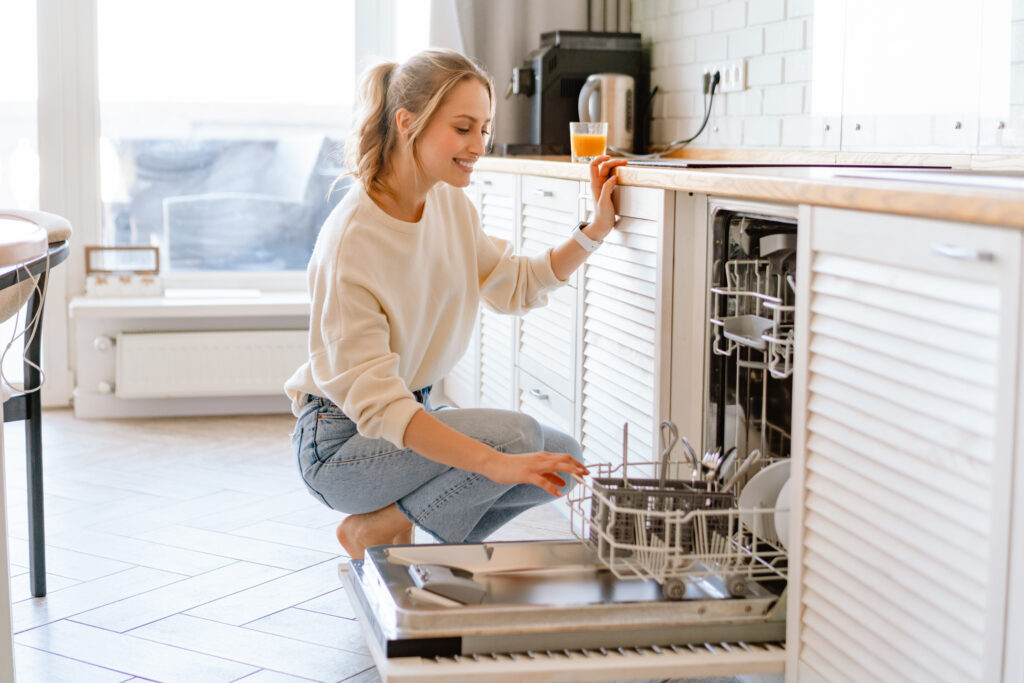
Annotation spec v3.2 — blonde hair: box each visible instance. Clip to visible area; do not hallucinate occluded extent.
[345,49,495,197]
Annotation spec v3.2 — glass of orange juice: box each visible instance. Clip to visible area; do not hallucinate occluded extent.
[570,121,608,163]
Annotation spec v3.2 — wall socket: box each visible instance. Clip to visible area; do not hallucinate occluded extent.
[705,60,747,93]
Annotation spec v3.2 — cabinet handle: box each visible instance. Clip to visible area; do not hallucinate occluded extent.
[528,388,549,400]
[481,179,493,186]
[533,189,554,198]
[931,242,996,262]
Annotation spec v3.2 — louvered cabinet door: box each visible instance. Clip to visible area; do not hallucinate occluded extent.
[516,175,580,426]
[476,172,519,410]
[477,172,516,245]
[443,312,479,409]
[579,186,672,468]
[789,207,1022,683]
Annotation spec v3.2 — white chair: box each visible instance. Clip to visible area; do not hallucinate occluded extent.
[0,208,72,598]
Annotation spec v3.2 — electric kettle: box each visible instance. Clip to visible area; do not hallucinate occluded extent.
[577,73,634,152]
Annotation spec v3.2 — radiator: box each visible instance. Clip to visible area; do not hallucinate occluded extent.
[114,329,308,399]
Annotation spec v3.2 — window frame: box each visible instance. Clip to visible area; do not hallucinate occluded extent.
[37,0,406,404]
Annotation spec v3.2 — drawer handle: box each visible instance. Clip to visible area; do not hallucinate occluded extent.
[481,179,493,186]
[532,189,554,198]
[528,388,549,400]
[931,242,996,262]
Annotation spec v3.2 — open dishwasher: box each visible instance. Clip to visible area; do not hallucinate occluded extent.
[342,201,798,682]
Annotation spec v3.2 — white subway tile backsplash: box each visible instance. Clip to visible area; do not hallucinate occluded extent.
[764,83,804,114]
[638,0,817,148]
[784,52,812,82]
[652,42,673,67]
[680,7,713,34]
[671,0,699,12]
[650,118,670,143]
[707,117,743,145]
[681,62,708,88]
[728,26,765,58]
[748,0,786,25]
[696,33,729,61]
[662,92,690,118]
[786,0,813,18]
[743,116,783,146]
[655,15,677,41]
[738,88,765,116]
[651,65,686,92]
[765,19,806,53]
[748,55,784,85]
[713,1,746,31]
[781,116,812,146]
[679,37,698,63]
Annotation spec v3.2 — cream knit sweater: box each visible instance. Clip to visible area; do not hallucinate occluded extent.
[285,181,564,448]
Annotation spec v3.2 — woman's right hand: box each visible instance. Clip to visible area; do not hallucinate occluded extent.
[481,451,589,497]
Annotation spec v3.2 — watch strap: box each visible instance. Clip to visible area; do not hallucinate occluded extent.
[571,221,602,253]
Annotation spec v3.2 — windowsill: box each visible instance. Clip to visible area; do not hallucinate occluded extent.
[68,290,311,319]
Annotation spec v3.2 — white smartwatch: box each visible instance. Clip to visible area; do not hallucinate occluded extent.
[571,221,602,253]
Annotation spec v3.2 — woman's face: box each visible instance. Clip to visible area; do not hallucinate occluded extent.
[411,79,491,189]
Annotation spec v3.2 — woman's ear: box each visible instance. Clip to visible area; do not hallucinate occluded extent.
[395,108,414,142]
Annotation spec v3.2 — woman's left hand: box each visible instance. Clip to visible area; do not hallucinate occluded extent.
[588,155,628,239]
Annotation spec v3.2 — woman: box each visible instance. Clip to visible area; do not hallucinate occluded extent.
[286,49,626,559]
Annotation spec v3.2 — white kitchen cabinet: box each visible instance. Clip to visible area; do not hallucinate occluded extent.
[578,185,674,468]
[788,206,1022,682]
[517,176,580,406]
[448,171,519,411]
[444,173,674,470]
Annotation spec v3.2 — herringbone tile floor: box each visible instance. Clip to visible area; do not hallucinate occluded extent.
[3,409,573,682]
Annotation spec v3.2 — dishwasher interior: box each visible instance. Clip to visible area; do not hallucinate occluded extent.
[343,202,799,681]
[705,206,797,484]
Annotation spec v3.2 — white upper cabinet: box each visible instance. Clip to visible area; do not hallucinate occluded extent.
[789,206,1022,682]
[808,0,1020,154]
[836,0,981,153]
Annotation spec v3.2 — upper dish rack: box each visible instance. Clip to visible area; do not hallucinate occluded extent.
[709,235,796,379]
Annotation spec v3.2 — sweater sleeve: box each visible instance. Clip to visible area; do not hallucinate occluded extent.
[309,271,422,449]
[476,217,565,315]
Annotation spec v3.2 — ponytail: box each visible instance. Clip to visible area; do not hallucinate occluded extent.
[344,50,494,197]
[345,61,400,198]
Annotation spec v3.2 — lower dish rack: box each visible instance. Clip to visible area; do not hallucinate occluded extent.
[568,459,789,601]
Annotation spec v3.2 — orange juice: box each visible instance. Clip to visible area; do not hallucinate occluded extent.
[571,133,606,160]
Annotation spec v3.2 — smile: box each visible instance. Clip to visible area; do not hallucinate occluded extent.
[455,159,475,172]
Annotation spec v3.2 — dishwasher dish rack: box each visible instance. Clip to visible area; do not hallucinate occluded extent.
[709,258,796,380]
[568,460,788,600]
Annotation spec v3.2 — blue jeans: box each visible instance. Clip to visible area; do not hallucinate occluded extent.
[291,391,583,543]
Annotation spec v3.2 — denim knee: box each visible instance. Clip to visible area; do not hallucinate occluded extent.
[494,412,545,454]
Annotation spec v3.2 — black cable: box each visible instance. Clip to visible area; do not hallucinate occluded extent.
[610,71,720,159]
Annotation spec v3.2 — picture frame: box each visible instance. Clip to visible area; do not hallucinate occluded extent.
[84,245,160,275]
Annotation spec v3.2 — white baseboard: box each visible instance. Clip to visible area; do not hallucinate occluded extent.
[72,390,293,419]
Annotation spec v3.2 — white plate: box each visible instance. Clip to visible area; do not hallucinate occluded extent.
[773,479,791,550]
[738,459,790,542]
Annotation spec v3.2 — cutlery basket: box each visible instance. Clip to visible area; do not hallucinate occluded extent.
[588,476,735,557]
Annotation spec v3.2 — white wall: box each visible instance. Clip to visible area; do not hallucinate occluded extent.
[633,0,1024,154]
[633,0,813,149]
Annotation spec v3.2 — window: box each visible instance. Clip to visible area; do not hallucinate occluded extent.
[97,0,429,286]
[0,0,38,388]
[0,0,38,210]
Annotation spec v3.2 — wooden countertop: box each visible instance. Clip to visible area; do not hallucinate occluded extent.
[475,157,1024,230]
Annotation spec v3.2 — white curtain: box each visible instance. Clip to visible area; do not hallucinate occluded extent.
[429,0,593,148]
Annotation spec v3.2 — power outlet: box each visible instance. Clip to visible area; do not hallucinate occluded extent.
[704,60,747,93]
